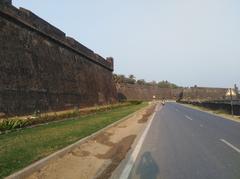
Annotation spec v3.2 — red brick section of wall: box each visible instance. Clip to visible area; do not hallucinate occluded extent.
[0,2,117,116]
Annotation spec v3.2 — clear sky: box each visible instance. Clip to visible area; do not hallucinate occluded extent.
[13,0,240,88]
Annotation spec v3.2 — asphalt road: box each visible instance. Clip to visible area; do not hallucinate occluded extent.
[115,102,240,179]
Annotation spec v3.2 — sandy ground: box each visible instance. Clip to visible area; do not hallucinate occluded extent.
[27,104,156,179]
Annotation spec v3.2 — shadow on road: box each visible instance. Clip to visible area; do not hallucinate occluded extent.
[135,152,159,179]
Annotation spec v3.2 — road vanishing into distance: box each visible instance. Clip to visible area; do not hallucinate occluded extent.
[113,102,240,179]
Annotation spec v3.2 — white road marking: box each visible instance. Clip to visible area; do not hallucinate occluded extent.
[119,105,158,179]
[220,139,240,153]
[185,115,193,121]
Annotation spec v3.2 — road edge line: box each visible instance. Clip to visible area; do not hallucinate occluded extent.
[119,104,158,179]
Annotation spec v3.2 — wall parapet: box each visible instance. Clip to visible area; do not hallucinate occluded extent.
[0,2,113,71]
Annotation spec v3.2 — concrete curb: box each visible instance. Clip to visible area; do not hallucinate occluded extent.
[6,104,150,179]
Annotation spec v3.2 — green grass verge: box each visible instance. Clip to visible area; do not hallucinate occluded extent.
[0,103,147,178]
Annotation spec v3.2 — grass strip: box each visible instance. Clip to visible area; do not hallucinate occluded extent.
[0,103,147,178]
[0,102,134,133]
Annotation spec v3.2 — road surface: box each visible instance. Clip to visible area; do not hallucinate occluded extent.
[114,102,240,179]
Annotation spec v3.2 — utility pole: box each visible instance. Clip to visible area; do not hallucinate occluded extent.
[230,88,234,116]
[234,84,239,100]
[226,88,236,116]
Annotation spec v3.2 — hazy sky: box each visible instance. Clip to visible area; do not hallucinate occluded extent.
[13,0,240,88]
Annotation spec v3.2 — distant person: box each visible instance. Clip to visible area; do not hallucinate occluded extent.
[161,98,165,105]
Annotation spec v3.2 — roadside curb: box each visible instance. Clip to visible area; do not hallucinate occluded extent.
[6,104,151,179]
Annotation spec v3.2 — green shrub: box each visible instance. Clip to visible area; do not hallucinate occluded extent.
[0,102,134,133]
[0,119,29,132]
[129,100,143,105]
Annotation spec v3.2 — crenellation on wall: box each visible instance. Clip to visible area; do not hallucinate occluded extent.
[106,57,114,69]
[0,3,113,71]
[66,36,94,56]
[19,7,66,40]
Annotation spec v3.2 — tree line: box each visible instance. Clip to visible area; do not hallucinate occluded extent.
[113,74,179,89]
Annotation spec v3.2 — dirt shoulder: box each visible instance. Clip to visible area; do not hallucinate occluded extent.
[27,103,157,179]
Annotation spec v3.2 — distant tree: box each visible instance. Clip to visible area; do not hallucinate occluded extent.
[157,80,169,88]
[113,74,136,84]
[113,73,180,88]
[158,80,178,88]
[113,74,122,83]
[148,81,157,86]
[136,79,146,85]
[129,74,135,80]
[118,74,126,83]
[127,74,136,84]
[113,74,126,83]
[113,73,119,83]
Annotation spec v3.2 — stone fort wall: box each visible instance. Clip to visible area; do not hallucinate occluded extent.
[181,87,227,101]
[116,83,227,101]
[0,1,117,116]
[0,1,229,115]
[116,83,182,100]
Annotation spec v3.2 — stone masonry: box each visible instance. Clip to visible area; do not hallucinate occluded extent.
[0,2,117,116]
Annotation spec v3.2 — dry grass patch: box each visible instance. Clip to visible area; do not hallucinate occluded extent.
[95,135,136,179]
[138,104,156,123]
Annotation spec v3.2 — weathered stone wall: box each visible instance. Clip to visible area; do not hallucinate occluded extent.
[116,83,182,100]
[181,87,227,101]
[116,83,227,101]
[0,2,116,116]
